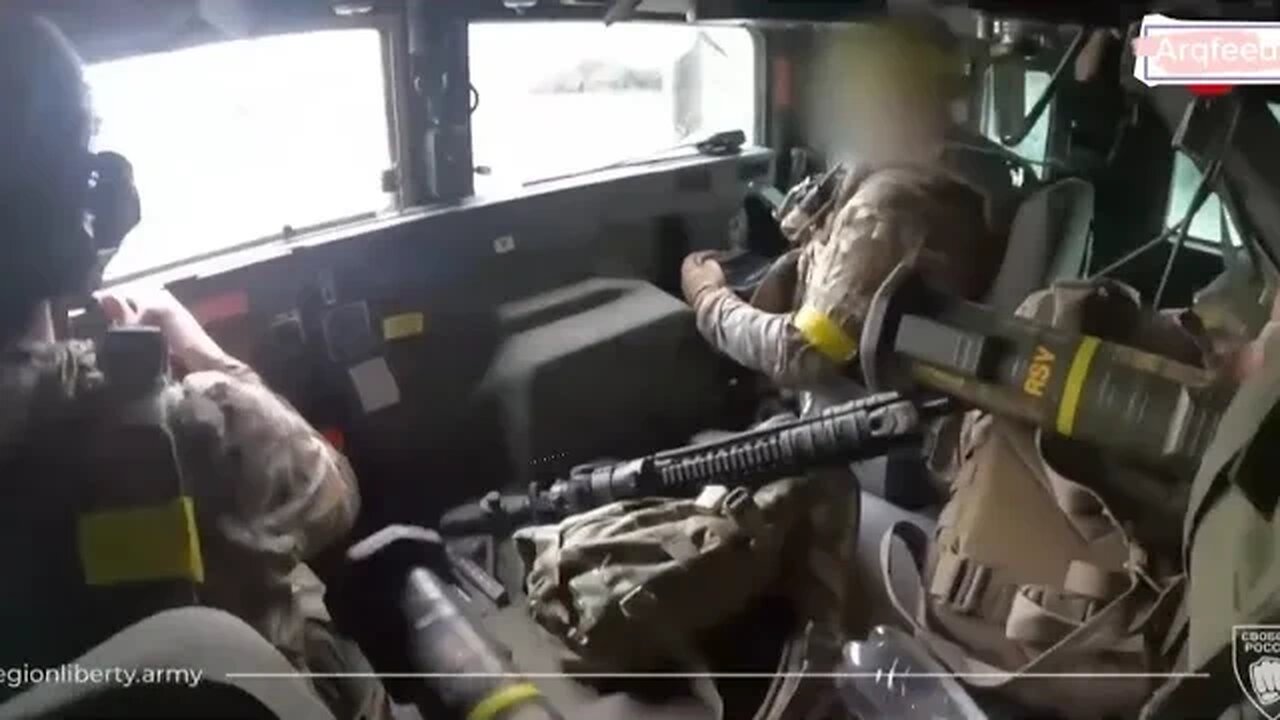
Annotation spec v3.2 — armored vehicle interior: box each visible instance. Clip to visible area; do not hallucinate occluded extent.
[7,0,1280,718]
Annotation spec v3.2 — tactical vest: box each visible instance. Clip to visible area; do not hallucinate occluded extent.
[0,328,203,683]
[881,280,1203,720]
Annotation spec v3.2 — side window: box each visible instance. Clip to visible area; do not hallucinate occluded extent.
[468,22,757,188]
[87,30,393,282]
[1014,71,1052,174]
[1165,152,1241,249]
[1165,103,1280,251]
[981,68,1052,178]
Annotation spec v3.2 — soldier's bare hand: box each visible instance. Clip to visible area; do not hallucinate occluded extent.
[681,251,727,307]
[98,289,240,374]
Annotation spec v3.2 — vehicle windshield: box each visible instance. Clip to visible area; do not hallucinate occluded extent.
[469,22,757,190]
[86,30,392,282]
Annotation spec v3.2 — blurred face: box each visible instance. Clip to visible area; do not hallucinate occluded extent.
[822,38,956,165]
[847,80,950,162]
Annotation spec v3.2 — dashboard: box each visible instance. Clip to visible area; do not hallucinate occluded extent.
[87,151,774,534]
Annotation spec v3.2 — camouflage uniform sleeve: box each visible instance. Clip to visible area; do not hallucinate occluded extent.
[803,169,999,341]
[695,168,998,389]
[693,287,839,388]
[171,359,360,561]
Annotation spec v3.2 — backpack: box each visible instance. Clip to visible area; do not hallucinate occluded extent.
[515,465,858,720]
[881,279,1206,719]
[515,481,798,670]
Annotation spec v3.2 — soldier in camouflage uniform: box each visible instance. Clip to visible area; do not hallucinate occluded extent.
[682,18,1006,393]
[680,16,1007,650]
[0,15,385,720]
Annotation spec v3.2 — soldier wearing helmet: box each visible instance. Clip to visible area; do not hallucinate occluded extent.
[676,21,1011,673]
[683,15,1009,400]
[0,13,386,719]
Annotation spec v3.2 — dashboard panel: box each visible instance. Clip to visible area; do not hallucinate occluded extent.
[124,151,775,533]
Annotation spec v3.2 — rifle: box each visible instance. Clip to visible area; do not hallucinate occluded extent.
[443,262,1236,537]
[439,392,950,536]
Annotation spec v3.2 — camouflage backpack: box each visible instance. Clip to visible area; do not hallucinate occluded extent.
[881,279,1209,720]
[514,464,859,719]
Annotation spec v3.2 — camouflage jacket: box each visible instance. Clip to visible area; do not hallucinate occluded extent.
[693,162,1004,390]
[0,339,359,669]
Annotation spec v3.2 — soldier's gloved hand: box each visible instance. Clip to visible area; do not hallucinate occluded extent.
[98,289,245,375]
[1252,657,1280,705]
[681,251,727,308]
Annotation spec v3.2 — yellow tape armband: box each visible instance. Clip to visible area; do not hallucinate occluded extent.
[1056,336,1101,437]
[78,496,204,586]
[793,306,858,363]
[467,683,544,720]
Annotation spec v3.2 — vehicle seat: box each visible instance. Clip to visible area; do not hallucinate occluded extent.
[984,177,1095,313]
[942,130,1033,238]
[855,179,1095,630]
[0,608,335,720]
[857,179,1095,608]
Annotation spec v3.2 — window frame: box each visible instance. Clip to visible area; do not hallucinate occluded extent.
[95,15,767,287]
[97,15,405,288]
[1162,103,1280,257]
[978,62,1057,178]
[463,19,764,188]
[745,25,768,148]
[1161,150,1246,257]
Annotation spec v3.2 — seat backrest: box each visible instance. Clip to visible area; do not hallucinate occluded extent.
[942,136,1027,238]
[0,329,203,674]
[984,178,1095,313]
[0,608,335,720]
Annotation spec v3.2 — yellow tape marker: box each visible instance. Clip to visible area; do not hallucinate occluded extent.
[382,312,425,341]
[78,497,204,586]
[467,682,544,720]
[1057,336,1101,437]
[793,306,858,363]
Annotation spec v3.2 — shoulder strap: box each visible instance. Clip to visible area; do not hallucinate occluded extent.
[879,521,1007,677]
[881,429,1184,691]
[881,519,1176,679]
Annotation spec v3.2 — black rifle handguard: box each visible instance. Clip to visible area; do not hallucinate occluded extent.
[441,392,946,537]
